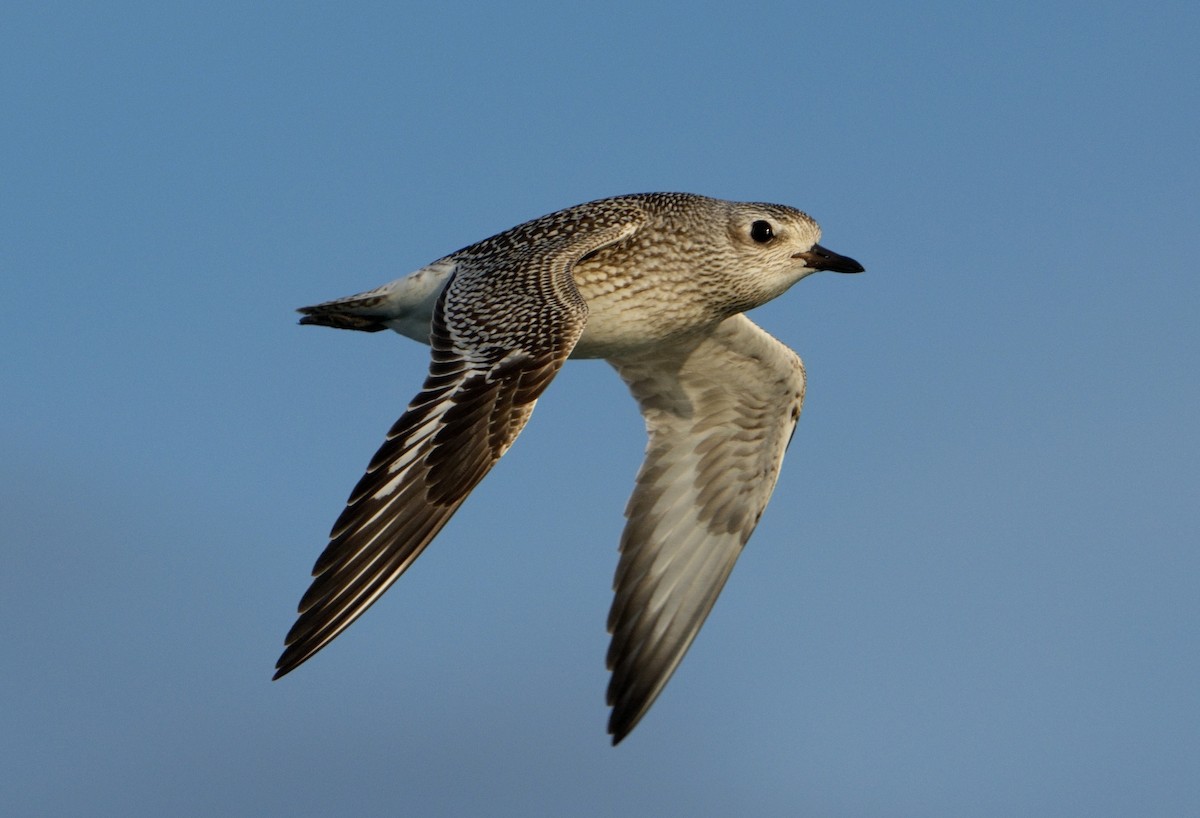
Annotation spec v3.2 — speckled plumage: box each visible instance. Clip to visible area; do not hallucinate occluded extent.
[275,192,864,744]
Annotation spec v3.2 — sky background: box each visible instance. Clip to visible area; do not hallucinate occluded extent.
[3,2,1198,815]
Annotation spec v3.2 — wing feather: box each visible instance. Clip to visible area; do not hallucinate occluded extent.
[605,314,807,742]
[275,208,645,679]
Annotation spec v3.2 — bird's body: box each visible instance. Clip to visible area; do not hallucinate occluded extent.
[277,193,863,743]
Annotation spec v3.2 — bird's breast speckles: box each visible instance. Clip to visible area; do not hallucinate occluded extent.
[564,229,735,358]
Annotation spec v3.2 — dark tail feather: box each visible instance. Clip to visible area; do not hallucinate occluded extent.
[297,311,389,332]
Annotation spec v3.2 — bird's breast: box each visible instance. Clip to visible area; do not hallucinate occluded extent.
[569,258,726,359]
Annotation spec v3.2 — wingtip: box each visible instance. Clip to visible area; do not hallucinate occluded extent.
[273,651,306,681]
[607,707,639,746]
[273,643,306,681]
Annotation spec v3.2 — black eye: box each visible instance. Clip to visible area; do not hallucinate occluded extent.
[750,220,774,243]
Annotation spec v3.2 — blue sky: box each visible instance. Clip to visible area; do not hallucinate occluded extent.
[3,1,1197,815]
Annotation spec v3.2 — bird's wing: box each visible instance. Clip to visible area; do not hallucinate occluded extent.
[275,207,646,679]
[605,314,806,742]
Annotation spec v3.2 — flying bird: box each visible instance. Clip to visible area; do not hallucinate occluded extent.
[275,192,863,743]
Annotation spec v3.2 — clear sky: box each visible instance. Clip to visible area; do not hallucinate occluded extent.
[4,2,1197,815]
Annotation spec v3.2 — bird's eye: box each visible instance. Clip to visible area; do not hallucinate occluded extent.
[750,220,774,243]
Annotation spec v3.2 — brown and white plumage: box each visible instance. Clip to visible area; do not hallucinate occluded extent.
[275,193,863,744]
[604,315,807,741]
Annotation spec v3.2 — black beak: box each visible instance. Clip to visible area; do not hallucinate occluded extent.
[792,244,865,274]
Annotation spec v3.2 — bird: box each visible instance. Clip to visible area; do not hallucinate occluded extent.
[275,192,863,744]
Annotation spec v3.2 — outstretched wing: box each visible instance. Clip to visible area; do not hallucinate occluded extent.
[276,208,645,679]
[605,314,807,743]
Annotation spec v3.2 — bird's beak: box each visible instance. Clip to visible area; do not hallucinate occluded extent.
[792,244,865,274]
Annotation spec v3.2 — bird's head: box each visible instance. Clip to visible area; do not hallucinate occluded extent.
[720,201,864,306]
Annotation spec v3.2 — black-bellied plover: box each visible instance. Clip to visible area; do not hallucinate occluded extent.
[275,192,864,743]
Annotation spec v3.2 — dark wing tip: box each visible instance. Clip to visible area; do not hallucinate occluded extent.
[273,638,310,680]
[606,676,655,745]
[608,715,635,746]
